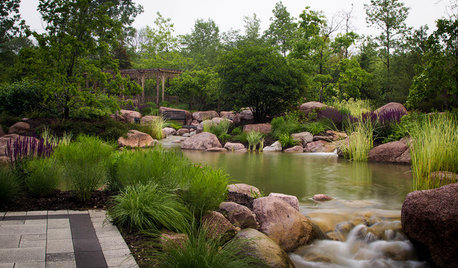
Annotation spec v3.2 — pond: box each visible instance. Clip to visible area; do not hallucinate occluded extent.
[182,150,427,268]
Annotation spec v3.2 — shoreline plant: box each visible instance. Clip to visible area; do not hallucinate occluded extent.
[340,119,374,161]
[409,113,458,190]
[246,131,264,151]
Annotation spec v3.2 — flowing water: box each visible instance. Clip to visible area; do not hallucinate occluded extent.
[181,150,427,267]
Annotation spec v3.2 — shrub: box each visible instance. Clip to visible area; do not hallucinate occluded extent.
[108,182,191,233]
[166,122,182,130]
[246,131,264,151]
[278,134,298,148]
[0,81,43,116]
[209,120,230,137]
[154,225,266,268]
[383,113,423,143]
[54,135,113,201]
[108,148,189,191]
[231,127,242,136]
[25,157,61,197]
[339,119,374,161]
[0,167,20,204]
[270,115,303,139]
[304,121,328,135]
[180,166,229,218]
[329,98,372,118]
[409,113,458,190]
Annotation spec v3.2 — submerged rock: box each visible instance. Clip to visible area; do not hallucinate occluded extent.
[181,132,222,150]
[206,147,227,152]
[219,202,259,229]
[401,183,458,268]
[430,171,458,184]
[253,196,313,252]
[117,130,156,148]
[234,228,295,268]
[312,194,333,201]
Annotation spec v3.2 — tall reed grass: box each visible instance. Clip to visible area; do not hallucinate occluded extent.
[25,157,61,197]
[340,119,374,161]
[149,116,165,140]
[54,135,113,201]
[0,167,20,204]
[108,182,191,233]
[409,113,458,190]
[330,98,372,118]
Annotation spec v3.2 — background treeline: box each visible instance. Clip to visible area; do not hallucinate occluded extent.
[0,0,457,120]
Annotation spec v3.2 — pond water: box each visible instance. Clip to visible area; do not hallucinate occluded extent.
[181,150,427,268]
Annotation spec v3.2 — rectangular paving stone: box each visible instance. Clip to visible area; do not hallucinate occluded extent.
[74,251,107,268]
[48,219,70,229]
[0,220,25,225]
[48,210,68,215]
[21,234,46,241]
[5,211,26,217]
[0,224,46,235]
[0,263,14,268]
[46,253,75,262]
[88,210,106,218]
[68,210,88,215]
[26,211,47,216]
[24,219,47,225]
[95,230,122,238]
[94,224,119,233]
[14,261,45,268]
[105,256,137,268]
[102,248,131,258]
[0,247,45,262]
[73,238,102,252]
[0,212,5,218]
[98,237,127,250]
[47,239,74,254]
[47,228,72,240]
[20,239,46,248]
[0,235,20,248]
[46,261,77,268]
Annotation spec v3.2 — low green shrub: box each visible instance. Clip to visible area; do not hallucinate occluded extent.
[0,81,43,116]
[54,135,113,201]
[278,134,298,148]
[25,157,61,197]
[339,119,374,161]
[231,126,242,136]
[304,121,327,135]
[270,114,303,139]
[180,166,229,218]
[154,225,266,268]
[209,120,230,137]
[219,133,231,144]
[108,182,191,233]
[246,131,264,151]
[108,148,190,191]
[166,122,182,130]
[409,113,458,190]
[0,167,20,204]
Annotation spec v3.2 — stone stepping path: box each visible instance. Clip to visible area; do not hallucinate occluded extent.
[0,210,137,268]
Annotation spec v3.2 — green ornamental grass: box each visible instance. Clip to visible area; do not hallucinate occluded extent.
[54,135,113,202]
[150,116,166,140]
[409,113,458,190]
[0,167,20,204]
[108,182,191,233]
[25,157,61,197]
[340,119,374,161]
[246,131,264,151]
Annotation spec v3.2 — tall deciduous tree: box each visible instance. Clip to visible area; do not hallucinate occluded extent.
[33,0,142,118]
[219,43,304,121]
[181,19,220,67]
[365,0,409,98]
[264,1,296,56]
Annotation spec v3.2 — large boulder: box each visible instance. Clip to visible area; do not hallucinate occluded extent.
[162,127,177,137]
[8,122,31,135]
[219,202,259,229]
[117,130,156,148]
[224,142,246,151]
[114,109,142,123]
[220,111,237,121]
[140,115,160,125]
[268,193,300,211]
[234,228,295,268]
[243,123,272,134]
[201,211,237,240]
[368,139,410,164]
[227,183,261,209]
[181,132,222,150]
[291,132,313,146]
[211,117,232,126]
[374,102,408,116]
[284,145,304,153]
[239,109,254,121]
[253,196,313,252]
[401,183,458,268]
[303,140,336,153]
[160,106,192,125]
[299,102,326,116]
[177,128,189,136]
[263,141,282,152]
[192,111,219,122]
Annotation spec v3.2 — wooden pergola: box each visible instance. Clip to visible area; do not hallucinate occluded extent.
[106,68,184,105]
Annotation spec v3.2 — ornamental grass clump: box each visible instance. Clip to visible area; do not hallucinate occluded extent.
[340,119,374,161]
[270,114,303,139]
[330,98,372,118]
[25,157,61,197]
[108,182,191,233]
[154,225,266,268]
[246,131,264,151]
[278,134,297,148]
[108,148,189,191]
[409,113,458,190]
[0,167,20,204]
[54,135,113,202]
[150,116,165,140]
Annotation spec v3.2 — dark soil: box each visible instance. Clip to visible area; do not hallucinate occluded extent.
[123,232,158,268]
[0,190,116,211]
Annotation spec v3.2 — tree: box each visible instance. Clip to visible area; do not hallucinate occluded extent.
[32,0,142,118]
[336,58,371,100]
[181,19,220,66]
[407,18,458,111]
[242,14,262,43]
[219,43,304,121]
[365,0,410,98]
[264,1,297,56]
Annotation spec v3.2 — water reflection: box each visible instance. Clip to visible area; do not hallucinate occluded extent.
[183,151,412,210]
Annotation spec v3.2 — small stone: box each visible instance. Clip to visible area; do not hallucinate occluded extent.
[312,194,333,201]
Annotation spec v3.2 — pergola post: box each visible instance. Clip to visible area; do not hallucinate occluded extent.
[161,74,165,103]
[141,73,145,102]
[156,75,160,106]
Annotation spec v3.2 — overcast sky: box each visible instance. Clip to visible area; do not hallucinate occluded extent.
[20,0,456,37]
